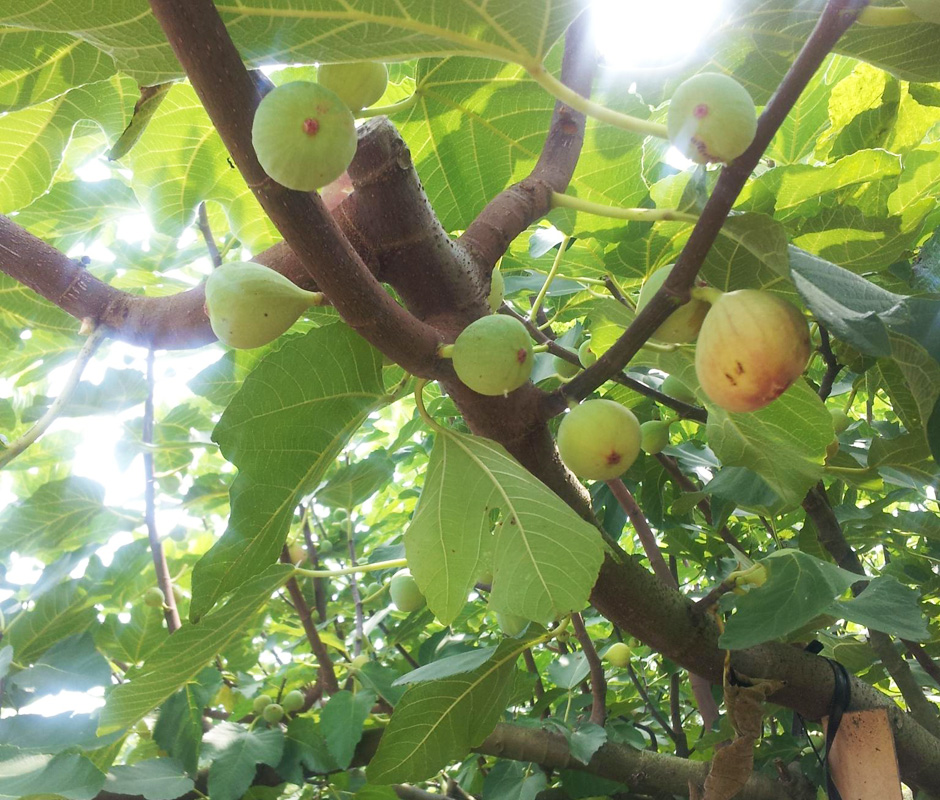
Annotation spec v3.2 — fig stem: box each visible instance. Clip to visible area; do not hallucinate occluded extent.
[437,344,455,359]
[551,192,698,224]
[527,63,669,140]
[528,235,571,323]
[532,344,551,354]
[357,93,420,118]
[856,5,918,25]
[295,557,407,579]
[639,340,678,353]
[689,286,724,305]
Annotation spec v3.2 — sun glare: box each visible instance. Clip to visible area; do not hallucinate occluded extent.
[592,0,725,70]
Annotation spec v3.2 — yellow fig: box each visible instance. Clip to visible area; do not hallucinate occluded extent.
[635,265,710,343]
[390,570,426,613]
[604,642,632,667]
[667,72,758,164]
[694,289,811,413]
[318,62,389,112]
[451,315,534,396]
[205,261,324,349]
[557,399,641,481]
[639,420,671,455]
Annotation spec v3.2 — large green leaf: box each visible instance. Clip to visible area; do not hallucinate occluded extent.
[202,723,284,800]
[97,565,293,735]
[105,759,194,800]
[6,582,97,663]
[0,752,105,800]
[405,428,605,626]
[191,323,385,620]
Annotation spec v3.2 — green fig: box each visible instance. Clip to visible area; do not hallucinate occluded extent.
[694,289,811,413]
[903,0,940,23]
[451,315,534,396]
[389,569,426,613]
[604,642,632,668]
[667,72,757,164]
[318,62,389,112]
[557,399,642,481]
[252,694,273,714]
[495,611,528,637]
[144,587,165,608]
[635,265,710,343]
[262,703,284,723]
[640,420,671,455]
[553,354,581,379]
[252,81,357,191]
[661,374,696,405]
[317,539,334,556]
[205,261,323,349]
[487,268,505,312]
[282,689,305,713]
[830,408,851,434]
[578,339,598,368]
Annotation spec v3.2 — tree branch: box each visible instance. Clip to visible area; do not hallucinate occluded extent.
[570,612,607,726]
[542,0,872,421]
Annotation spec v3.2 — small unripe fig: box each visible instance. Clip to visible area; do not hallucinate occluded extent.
[252,694,273,714]
[830,408,851,434]
[205,261,322,349]
[487,269,505,312]
[640,420,671,455]
[318,62,389,112]
[389,570,426,613]
[495,611,528,637]
[262,703,284,723]
[694,290,811,413]
[661,374,696,404]
[635,266,710,343]
[288,543,307,564]
[144,587,165,608]
[451,315,534,396]
[826,438,840,461]
[252,81,357,191]
[317,540,334,556]
[903,0,940,23]
[667,72,758,164]
[604,642,632,668]
[578,340,598,368]
[553,355,581,379]
[282,690,305,713]
[557,399,642,481]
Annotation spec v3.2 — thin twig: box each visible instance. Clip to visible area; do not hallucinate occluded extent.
[303,513,329,623]
[670,672,690,757]
[0,325,108,470]
[522,648,546,703]
[626,663,678,745]
[571,612,607,726]
[346,516,365,657]
[816,325,842,400]
[143,349,181,632]
[196,201,223,268]
[606,479,676,589]
[904,641,940,690]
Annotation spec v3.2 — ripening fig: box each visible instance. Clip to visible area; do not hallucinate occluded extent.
[495,611,528,637]
[282,690,305,713]
[252,694,273,714]
[252,81,357,191]
[487,269,505,312]
[144,587,165,608]
[262,703,285,723]
[694,289,811,413]
[903,0,940,23]
[667,72,758,164]
[635,265,710,343]
[451,315,534,396]
[553,355,581,379]
[578,339,598,368]
[604,642,632,667]
[390,570,426,613]
[661,374,696,404]
[830,408,851,434]
[557,399,642,481]
[318,62,389,112]
[205,261,324,349]
[640,420,671,455]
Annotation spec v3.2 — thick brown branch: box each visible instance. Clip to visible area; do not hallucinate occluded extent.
[571,612,607,726]
[544,0,871,420]
[146,0,442,376]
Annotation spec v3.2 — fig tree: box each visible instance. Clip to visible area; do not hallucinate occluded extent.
[205,261,323,349]
[635,265,710,343]
[694,289,810,412]
[667,72,757,164]
[252,694,273,714]
[318,62,389,112]
[282,689,305,713]
[639,420,671,455]
[252,81,357,192]
[262,703,285,723]
[578,340,598,368]
[661,374,696,404]
[903,0,940,23]
[144,587,165,608]
[495,611,528,637]
[389,570,426,612]
[487,269,505,312]
[604,642,632,667]
[557,399,641,481]
[451,315,534,396]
